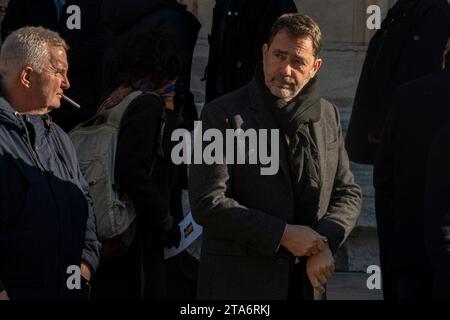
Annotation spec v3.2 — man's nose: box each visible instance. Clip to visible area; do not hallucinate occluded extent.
[61,74,70,90]
[279,61,293,76]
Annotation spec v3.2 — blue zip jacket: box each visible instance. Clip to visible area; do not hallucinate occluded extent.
[0,95,101,299]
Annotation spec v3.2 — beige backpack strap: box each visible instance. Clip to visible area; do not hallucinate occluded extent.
[105,90,143,128]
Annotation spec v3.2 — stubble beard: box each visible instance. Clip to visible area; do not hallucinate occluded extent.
[269,75,311,102]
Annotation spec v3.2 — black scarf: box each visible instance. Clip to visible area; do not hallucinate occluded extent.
[255,65,322,225]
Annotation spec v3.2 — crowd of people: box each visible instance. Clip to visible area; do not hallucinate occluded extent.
[0,0,449,301]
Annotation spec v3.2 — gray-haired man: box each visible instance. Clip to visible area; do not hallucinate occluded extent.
[0,26,100,300]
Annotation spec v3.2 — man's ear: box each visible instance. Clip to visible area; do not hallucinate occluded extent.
[20,67,33,88]
[262,43,269,60]
[310,58,323,78]
[443,50,449,70]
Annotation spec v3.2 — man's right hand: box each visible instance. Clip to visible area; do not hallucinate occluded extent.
[0,290,9,300]
[280,224,328,257]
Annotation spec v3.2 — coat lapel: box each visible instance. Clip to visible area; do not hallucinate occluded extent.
[310,104,327,202]
[247,80,293,190]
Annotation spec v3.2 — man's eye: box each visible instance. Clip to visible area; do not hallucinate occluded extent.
[294,61,308,70]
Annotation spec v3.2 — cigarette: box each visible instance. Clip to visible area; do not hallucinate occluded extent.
[61,94,81,109]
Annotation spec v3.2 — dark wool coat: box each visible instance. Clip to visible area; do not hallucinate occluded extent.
[425,125,450,300]
[374,67,450,299]
[205,0,297,103]
[345,0,450,164]
[189,79,362,299]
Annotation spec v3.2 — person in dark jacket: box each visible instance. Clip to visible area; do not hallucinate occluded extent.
[345,0,450,164]
[424,124,450,300]
[0,26,100,300]
[101,0,200,132]
[373,37,450,299]
[205,0,297,103]
[100,0,201,299]
[1,0,108,132]
[189,14,361,300]
[1,0,63,38]
[89,27,181,300]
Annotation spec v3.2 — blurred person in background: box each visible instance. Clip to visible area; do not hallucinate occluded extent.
[374,37,450,300]
[88,27,182,300]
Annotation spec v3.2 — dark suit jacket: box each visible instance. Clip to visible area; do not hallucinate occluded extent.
[345,0,450,164]
[101,0,201,131]
[205,0,297,102]
[188,79,362,299]
[425,125,450,300]
[1,0,59,40]
[374,68,450,284]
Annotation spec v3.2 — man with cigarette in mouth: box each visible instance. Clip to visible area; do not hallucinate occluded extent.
[0,26,100,299]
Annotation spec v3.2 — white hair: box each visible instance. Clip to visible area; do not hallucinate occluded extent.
[0,26,68,79]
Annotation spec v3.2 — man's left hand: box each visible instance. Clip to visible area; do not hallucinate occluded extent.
[80,261,92,282]
[306,245,335,294]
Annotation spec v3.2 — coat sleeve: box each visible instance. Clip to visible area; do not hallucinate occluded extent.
[188,102,286,257]
[254,0,297,61]
[76,159,102,273]
[424,126,450,299]
[372,93,401,259]
[314,105,362,254]
[115,95,174,236]
[0,166,4,292]
[53,125,101,273]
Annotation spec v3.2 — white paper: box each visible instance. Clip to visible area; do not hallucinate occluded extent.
[164,212,202,259]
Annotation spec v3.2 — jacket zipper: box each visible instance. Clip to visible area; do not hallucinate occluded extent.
[15,113,46,173]
[49,125,75,179]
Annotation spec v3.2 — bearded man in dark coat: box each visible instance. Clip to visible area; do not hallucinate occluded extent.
[189,14,362,300]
